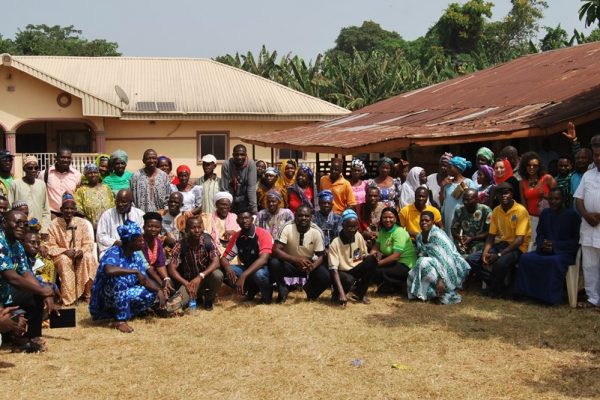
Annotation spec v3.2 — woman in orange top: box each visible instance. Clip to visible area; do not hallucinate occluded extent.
[519,151,557,243]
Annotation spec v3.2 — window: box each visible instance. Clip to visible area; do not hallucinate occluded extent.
[278,148,303,160]
[197,132,228,162]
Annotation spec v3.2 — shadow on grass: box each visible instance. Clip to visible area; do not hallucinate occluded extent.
[364,293,600,397]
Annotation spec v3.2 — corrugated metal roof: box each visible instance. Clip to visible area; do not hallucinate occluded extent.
[241,42,600,155]
[1,54,349,119]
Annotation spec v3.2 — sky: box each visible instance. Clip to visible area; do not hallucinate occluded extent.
[3,0,593,61]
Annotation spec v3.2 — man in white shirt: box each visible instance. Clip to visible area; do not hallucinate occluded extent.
[574,134,600,309]
[96,189,144,257]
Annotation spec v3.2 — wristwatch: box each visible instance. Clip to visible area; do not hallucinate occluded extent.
[497,253,502,258]
[199,272,206,279]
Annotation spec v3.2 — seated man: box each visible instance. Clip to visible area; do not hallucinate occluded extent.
[329,210,377,306]
[514,188,580,305]
[97,189,145,258]
[89,220,165,333]
[1,210,56,352]
[313,190,342,248]
[269,204,330,303]
[221,211,273,304]
[467,182,531,298]
[168,217,223,311]
[450,188,492,256]
[201,192,240,258]
[161,192,185,251]
[319,158,357,214]
[45,193,98,305]
[399,186,443,239]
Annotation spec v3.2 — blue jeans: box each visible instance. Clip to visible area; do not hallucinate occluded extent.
[228,265,272,302]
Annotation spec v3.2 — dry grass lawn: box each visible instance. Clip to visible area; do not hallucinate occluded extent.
[1,290,599,400]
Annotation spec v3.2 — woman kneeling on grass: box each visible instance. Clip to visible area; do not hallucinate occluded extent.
[408,211,471,304]
[89,220,166,333]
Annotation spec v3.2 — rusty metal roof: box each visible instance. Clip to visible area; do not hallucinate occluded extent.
[242,42,600,155]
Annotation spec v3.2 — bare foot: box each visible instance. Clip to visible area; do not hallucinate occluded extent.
[112,321,134,333]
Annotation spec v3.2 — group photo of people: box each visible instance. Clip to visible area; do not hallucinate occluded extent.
[0,121,598,352]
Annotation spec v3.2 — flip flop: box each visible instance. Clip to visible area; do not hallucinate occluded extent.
[577,301,600,311]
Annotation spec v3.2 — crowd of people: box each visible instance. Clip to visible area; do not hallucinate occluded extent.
[0,121,599,351]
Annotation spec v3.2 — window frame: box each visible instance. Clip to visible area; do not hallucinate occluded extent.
[277,147,304,161]
[196,131,229,164]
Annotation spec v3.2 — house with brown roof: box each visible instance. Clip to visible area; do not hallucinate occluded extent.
[242,42,600,173]
[0,54,349,175]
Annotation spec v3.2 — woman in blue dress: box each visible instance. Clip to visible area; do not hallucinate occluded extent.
[441,156,478,236]
[89,220,166,333]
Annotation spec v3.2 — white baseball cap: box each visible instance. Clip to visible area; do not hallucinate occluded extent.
[201,154,217,164]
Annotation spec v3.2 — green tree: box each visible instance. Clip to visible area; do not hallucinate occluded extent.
[579,0,600,27]
[540,24,569,51]
[5,24,120,56]
[329,20,405,57]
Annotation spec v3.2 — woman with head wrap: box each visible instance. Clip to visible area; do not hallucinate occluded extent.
[427,152,453,209]
[492,158,521,206]
[287,164,316,213]
[349,158,368,206]
[277,159,298,189]
[255,189,294,239]
[95,154,111,181]
[399,166,428,208]
[366,157,402,208]
[476,164,496,208]
[45,193,99,305]
[75,163,115,230]
[440,156,478,236]
[313,190,342,248]
[256,166,286,211]
[201,191,240,258]
[407,211,471,304]
[170,164,203,215]
[89,220,166,333]
[102,150,133,196]
[471,147,494,182]
[157,155,174,183]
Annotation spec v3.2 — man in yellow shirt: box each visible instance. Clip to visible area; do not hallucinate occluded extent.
[467,182,531,298]
[319,158,357,214]
[399,187,443,238]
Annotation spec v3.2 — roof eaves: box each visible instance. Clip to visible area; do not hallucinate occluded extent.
[3,54,122,117]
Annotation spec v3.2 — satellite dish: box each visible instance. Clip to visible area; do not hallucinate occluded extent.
[114,85,130,105]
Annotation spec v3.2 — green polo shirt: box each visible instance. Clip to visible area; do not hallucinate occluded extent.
[376,225,417,268]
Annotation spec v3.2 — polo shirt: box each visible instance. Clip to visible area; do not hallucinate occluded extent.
[224,226,273,267]
[376,225,417,268]
[328,232,368,272]
[319,175,357,214]
[399,203,442,235]
[277,222,325,258]
[489,201,531,253]
[42,166,82,212]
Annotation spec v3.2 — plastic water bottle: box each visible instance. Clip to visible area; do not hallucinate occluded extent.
[188,299,197,313]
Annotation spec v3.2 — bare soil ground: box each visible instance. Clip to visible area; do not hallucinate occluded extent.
[2,291,599,400]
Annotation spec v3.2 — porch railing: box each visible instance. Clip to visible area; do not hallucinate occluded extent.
[22,153,98,173]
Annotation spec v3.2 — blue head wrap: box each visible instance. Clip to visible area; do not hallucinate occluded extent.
[377,157,394,169]
[84,163,99,174]
[449,156,472,173]
[62,192,76,205]
[318,190,334,202]
[264,167,279,176]
[298,164,314,182]
[117,220,142,242]
[341,209,358,222]
[266,189,283,201]
[110,149,129,164]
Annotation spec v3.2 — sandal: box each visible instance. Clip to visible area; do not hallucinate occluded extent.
[577,301,600,311]
[111,321,134,333]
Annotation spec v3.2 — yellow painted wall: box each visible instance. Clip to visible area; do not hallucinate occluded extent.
[0,67,86,131]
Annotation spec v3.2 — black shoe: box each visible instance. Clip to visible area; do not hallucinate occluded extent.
[276,285,289,304]
[204,299,214,311]
[245,287,259,301]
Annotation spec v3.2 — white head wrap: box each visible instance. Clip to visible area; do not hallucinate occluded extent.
[214,191,233,205]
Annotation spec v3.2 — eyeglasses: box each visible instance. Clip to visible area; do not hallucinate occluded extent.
[25,166,40,171]
[12,220,28,227]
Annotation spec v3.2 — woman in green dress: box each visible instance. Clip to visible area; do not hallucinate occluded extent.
[75,163,115,230]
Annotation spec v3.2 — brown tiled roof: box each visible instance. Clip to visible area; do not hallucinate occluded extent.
[242,42,600,154]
